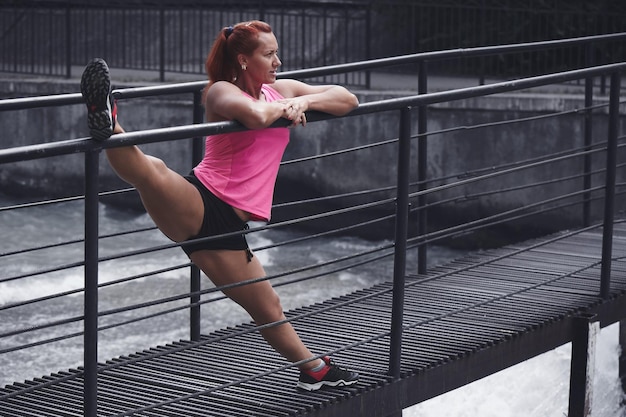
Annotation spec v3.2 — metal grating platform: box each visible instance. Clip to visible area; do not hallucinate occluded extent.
[2,223,626,416]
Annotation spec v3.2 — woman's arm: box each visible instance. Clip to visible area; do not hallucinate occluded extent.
[273,79,359,116]
[204,81,288,129]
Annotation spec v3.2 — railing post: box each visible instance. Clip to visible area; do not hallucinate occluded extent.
[479,0,486,86]
[389,107,412,378]
[259,0,265,22]
[159,8,165,82]
[189,91,204,342]
[582,44,594,227]
[417,60,428,275]
[365,5,372,89]
[65,4,72,79]
[620,320,626,397]
[84,148,100,417]
[568,314,599,417]
[600,71,621,299]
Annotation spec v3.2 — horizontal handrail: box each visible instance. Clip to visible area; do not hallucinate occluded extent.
[1,62,624,165]
[284,32,626,77]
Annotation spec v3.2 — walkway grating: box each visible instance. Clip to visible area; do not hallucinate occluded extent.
[2,223,626,416]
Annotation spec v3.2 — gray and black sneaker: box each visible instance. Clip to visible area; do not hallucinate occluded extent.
[80,58,117,141]
[297,356,359,391]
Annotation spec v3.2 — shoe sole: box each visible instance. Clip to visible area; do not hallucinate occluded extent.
[80,58,113,141]
[297,378,358,391]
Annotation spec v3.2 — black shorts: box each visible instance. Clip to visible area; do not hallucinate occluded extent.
[181,172,252,260]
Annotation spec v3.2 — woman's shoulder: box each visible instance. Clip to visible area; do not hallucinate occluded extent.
[270,79,306,98]
[204,81,248,110]
[262,83,287,100]
[206,80,240,96]
[272,78,331,99]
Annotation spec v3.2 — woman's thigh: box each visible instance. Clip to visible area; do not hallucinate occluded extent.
[135,159,205,242]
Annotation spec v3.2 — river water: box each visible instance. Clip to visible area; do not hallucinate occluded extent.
[0,194,624,416]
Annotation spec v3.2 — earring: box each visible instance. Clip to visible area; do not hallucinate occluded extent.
[241,64,247,71]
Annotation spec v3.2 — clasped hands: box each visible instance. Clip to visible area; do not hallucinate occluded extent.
[277,98,307,127]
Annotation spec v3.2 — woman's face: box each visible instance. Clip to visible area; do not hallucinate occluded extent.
[242,31,282,84]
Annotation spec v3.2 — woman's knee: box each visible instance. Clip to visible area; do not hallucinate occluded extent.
[246,288,285,325]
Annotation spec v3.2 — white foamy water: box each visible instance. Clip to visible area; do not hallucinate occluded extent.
[405,323,625,416]
[1,195,624,416]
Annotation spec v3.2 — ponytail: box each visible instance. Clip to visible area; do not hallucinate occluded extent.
[203,20,273,100]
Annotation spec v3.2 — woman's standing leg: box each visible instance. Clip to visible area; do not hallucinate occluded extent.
[191,250,319,366]
[191,249,360,391]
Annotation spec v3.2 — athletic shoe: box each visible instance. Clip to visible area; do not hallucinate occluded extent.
[297,356,359,391]
[80,58,117,141]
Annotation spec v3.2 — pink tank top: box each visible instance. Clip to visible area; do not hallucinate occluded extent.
[193,84,289,221]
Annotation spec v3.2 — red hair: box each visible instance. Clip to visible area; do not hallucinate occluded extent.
[204,20,273,87]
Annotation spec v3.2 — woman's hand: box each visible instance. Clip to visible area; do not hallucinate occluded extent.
[276,97,308,126]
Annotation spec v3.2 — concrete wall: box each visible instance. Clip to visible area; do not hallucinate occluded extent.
[276,89,624,245]
[1,78,623,246]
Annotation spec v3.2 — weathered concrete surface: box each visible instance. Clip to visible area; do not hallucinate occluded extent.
[278,88,625,245]
[1,77,624,246]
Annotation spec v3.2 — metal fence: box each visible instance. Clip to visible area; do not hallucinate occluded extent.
[0,0,370,84]
[371,0,626,76]
[1,0,625,83]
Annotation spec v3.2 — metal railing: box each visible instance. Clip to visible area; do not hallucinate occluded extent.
[370,0,626,75]
[0,0,370,83]
[0,46,625,415]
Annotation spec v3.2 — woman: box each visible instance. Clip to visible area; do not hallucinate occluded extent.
[80,20,360,391]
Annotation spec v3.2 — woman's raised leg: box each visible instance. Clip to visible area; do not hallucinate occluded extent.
[81,57,204,242]
[105,123,204,242]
